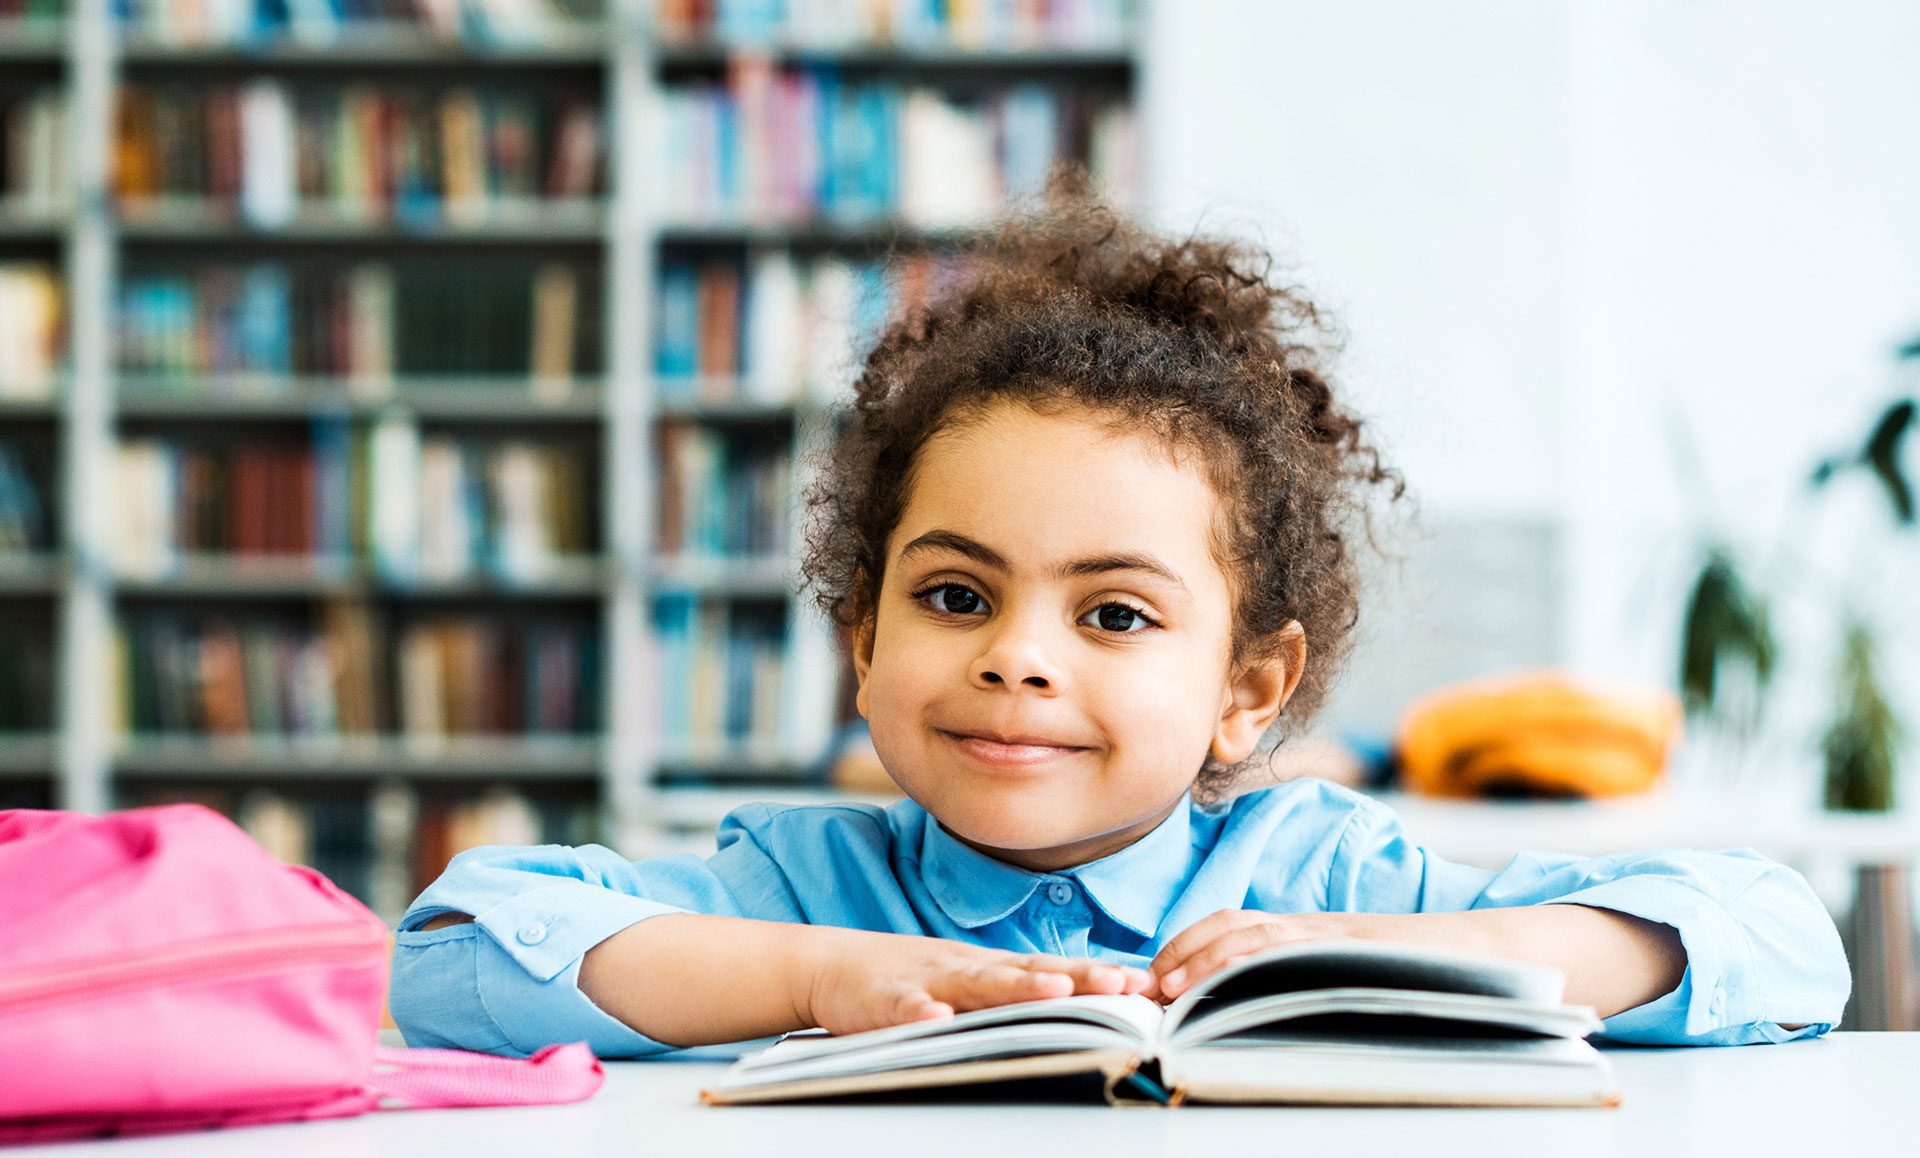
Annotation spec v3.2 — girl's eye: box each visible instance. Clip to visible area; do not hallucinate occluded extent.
[911,584,1153,632]
[1083,602,1157,634]
[915,582,988,616]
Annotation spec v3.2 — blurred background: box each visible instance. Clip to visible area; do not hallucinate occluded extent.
[1,1,1915,1025]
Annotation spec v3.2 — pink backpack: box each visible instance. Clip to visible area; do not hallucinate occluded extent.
[0,804,604,1143]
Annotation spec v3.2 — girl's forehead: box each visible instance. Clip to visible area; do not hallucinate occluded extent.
[893,404,1231,588]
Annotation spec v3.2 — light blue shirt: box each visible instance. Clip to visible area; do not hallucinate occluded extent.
[389,779,1850,1057]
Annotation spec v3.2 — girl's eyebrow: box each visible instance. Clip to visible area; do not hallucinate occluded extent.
[897,530,1192,597]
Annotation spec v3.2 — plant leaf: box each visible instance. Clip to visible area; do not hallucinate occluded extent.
[1824,622,1905,811]
[1860,398,1916,525]
[1677,551,1774,719]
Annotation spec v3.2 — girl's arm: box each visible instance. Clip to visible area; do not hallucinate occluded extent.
[418,909,1146,1045]
[576,913,1147,1046]
[1153,785,1848,1045]
[391,811,1148,1056]
[1147,903,1686,1019]
[1345,793,1846,1043]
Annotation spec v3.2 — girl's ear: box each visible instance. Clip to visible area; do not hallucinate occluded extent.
[851,613,878,720]
[1210,622,1307,765]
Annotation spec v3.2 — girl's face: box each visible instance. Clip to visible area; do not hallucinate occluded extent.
[853,401,1301,872]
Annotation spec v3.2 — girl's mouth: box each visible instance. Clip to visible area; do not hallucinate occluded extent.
[937,729,1090,769]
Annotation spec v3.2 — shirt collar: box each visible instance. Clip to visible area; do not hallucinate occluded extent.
[913,796,1195,939]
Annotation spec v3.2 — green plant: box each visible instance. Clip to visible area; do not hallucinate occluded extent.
[1677,547,1776,726]
[1678,355,1915,810]
[1823,621,1904,811]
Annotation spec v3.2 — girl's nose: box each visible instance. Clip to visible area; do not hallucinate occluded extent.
[970,617,1066,693]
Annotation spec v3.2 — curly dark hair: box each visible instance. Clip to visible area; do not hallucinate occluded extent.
[801,182,1403,797]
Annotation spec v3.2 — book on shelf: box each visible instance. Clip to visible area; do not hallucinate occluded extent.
[0,784,52,810]
[0,0,64,29]
[116,609,361,737]
[364,414,594,584]
[111,433,339,575]
[113,603,597,741]
[114,264,596,398]
[389,262,594,385]
[653,0,1131,51]
[704,941,1619,1109]
[0,265,62,400]
[114,0,605,50]
[657,61,1135,226]
[653,593,789,764]
[411,784,596,895]
[108,421,593,583]
[655,421,791,559]
[0,441,51,554]
[115,80,602,227]
[119,261,592,387]
[0,620,56,734]
[2,88,68,218]
[657,252,935,405]
[396,614,599,738]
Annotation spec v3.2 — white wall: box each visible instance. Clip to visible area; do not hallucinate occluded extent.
[1142,0,1920,776]
[1143,0,1574,521]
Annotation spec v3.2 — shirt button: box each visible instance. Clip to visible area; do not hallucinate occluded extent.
[517,922,549,946]
[1047,882,1074,906]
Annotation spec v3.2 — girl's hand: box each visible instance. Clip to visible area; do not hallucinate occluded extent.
[799,929,1153,1036]
[1147,909,1413,1001]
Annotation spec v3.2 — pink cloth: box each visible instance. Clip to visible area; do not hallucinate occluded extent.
[0,805,602,1143]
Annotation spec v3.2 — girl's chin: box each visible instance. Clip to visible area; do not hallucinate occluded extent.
[917,792,1112,857]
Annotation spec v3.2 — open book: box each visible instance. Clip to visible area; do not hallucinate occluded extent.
[702,941,1619,1108]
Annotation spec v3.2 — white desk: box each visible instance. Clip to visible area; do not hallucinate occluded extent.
[17,1034,1920,1157]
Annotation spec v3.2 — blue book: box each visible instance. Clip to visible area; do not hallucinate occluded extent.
[576,623,602,733]
[715,97,740,215]
[653,593,697,740]
[723,627,753,739]
[718,0,785,45]
[824,81,876,221]
[162,279,195,382]
[656,263,700,385]
[1000,85,1058,202]
[0,447,40,552]
[854,84,898,221]
[458,443,487,578]
[702,435,730,557]
[808,66,840,214]
[310,416,351,562]
[850,262,892,355]
[239,264,292,378]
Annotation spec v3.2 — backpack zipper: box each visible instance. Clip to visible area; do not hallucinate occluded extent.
[0,921,386,1015]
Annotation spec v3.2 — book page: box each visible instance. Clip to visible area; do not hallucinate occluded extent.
[1167,990,1601,1050]
[720,1024,1138,1088]
[1162,941,1570,1039]
[731,993,1163,1073]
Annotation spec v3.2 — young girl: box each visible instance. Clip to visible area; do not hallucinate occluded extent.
[390,196,1848,1056]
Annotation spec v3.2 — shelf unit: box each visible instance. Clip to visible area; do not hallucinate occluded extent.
[0,0,1141,911]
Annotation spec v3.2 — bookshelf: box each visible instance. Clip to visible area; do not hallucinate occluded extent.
[0,0,1140,917]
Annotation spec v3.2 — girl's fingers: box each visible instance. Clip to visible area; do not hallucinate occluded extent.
[1007,954,1152,995]
[881,981,954,1026]
[1158,925,1284,998]
[1150,909,1257,981]
[940,962,1075,1011]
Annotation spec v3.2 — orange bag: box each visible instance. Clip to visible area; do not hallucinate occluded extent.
[1396,673,1682,799]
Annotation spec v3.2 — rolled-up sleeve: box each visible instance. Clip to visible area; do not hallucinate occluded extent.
[391,816,808,1058]
[1325,795,1852,1045]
